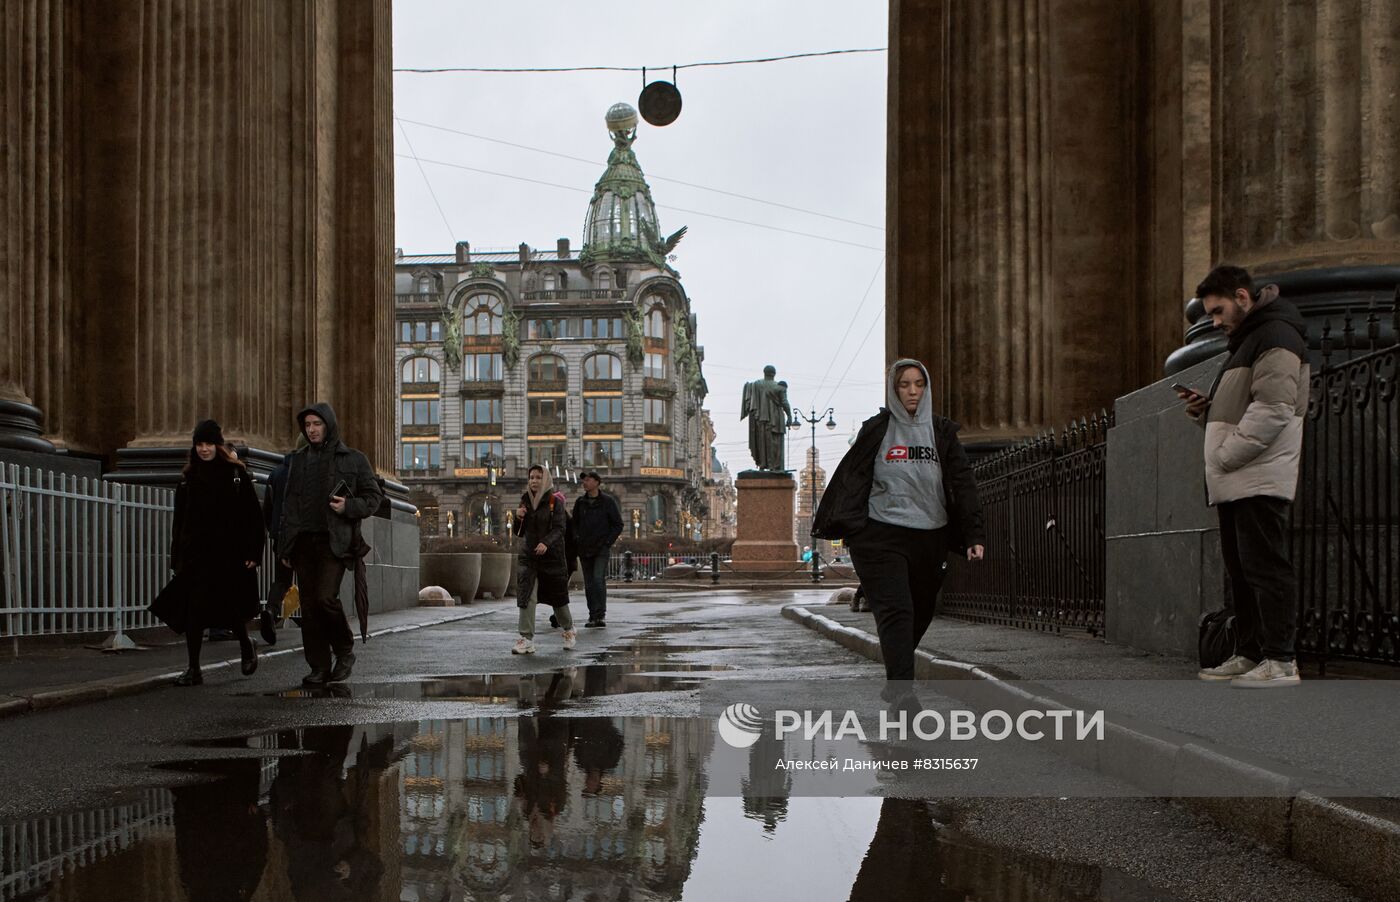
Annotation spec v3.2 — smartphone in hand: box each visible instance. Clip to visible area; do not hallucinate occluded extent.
[331,479,351,498]
[1171,382,1203,400]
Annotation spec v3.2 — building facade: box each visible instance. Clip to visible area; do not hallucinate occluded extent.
[394,104,715,540]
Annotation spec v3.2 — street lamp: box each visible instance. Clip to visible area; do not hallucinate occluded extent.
[791,405,835,582]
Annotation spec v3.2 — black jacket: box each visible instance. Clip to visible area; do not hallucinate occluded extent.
[278,403,384,560]
[812,409,985,553]
[571,492,623,557]
[171,459,266,573]
[262,452,293,546]
[515,490,568,575]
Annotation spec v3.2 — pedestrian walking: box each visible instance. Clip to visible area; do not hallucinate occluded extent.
[512,464,577,654]
[812,359,986,683]
[571,470,622,628]
[277,403,383,685]
[1182,266,1309,687]
[160,420,265,686]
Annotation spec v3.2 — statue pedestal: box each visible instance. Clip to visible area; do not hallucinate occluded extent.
[730,472,799,573]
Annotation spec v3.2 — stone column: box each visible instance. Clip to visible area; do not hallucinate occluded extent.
[0,0,63,453]
[1168,0,1400,372]
[888,0,1148,447]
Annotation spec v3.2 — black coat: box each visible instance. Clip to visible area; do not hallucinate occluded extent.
[570,492,623,557]
[515,490,570,607]
[161,458,266,630]
[812,409,986,554]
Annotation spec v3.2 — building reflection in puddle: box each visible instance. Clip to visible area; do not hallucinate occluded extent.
[3,716,1179,901]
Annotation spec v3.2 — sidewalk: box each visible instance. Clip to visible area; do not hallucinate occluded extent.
[0,603,504,718]
[785,602,1400,902]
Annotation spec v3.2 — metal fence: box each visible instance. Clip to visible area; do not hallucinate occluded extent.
[1294,310,1400,667]
[0,463,278,645]
[939,413,1111,634]
[0,789,174,901]
[605,552,670,582]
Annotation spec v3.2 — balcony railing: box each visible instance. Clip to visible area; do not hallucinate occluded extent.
[521,289,626,301]
[527,379,568,393]
[528,418,567,435]
[395,292,441,304]
[583,379,624,392]
[460,381,504,395]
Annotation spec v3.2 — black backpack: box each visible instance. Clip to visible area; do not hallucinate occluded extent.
[1198,609,1237,668]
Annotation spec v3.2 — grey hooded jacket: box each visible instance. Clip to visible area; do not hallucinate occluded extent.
[277,402,384,560]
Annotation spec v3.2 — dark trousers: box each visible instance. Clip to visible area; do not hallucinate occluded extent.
[848,520,950,680]
[1218,496,1297,661]
[290,533,351,672]
[581,553,608,620]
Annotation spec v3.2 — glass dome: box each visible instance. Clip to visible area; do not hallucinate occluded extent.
[580,104,663,264]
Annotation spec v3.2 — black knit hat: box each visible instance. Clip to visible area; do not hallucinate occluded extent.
[192,419,224,446]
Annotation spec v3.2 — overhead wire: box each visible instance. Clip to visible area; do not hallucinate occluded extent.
[394,47,885,74]
[810,260,884,403]
[395,117,883,231]
[393,152,884,252]
[822,310,885,412]
[396,120,458,246]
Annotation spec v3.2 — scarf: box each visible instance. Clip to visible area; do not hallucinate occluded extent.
[525,467,556,510]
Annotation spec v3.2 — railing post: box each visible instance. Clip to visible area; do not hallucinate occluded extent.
[100,482,137,652]
[810,548,822,583]
[710,551,720,585]
[623,549,633,583]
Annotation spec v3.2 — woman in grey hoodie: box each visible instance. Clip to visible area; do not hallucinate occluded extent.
[812,359,986,681]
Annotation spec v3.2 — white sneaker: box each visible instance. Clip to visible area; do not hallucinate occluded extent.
[562,630,577,651]
[1198,654,1257,681]
[511,637,536,655]
[1232,658,1301,688]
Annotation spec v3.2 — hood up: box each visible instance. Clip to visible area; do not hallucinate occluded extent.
[886,358,933,426]
[297,402,341,448]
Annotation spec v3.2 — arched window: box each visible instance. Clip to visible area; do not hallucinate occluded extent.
[401,356,441,384]
[465,492,503,537]
[644,302,667,340]
[583,352,623,381]
[528,353,566,384]
[416,274,433,294]
[462,294,504,337]
[596,269,612,290]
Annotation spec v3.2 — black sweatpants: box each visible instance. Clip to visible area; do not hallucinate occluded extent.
[289,532,351,672]
[1218,496,1297,661]
[848,519,950,680]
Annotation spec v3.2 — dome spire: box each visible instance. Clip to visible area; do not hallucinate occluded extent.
[581,103,686,268]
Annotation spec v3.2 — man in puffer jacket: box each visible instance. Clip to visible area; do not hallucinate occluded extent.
[1180,265,1309,688]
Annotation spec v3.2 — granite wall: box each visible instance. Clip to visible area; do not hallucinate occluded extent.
[1105,353,1227,656]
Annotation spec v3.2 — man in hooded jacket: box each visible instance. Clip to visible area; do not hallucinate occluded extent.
[278,403,383,684]
[1182,266,1309,687]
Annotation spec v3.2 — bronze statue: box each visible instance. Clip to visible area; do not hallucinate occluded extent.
[740,365,793,471]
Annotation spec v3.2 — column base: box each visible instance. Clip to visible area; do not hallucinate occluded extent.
[0,399,55,453]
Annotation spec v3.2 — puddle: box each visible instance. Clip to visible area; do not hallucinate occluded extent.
[262,662,735,706]
[9,718,1184,901]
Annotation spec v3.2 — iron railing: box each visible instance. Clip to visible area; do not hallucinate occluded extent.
[0,463,279,644]
[939,412,1111,634]
[1294,303,1400,667]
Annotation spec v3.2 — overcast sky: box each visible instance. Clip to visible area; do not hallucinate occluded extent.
[392,1,889,476]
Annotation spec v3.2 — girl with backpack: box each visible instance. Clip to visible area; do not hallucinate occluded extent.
[512,464,577,654]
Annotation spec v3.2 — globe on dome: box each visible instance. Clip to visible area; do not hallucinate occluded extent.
[606,102,638,133]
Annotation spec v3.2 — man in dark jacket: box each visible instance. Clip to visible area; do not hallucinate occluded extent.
[278,403,383,684]
[571,471,622,628]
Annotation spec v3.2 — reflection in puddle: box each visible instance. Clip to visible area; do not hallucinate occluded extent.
[266,662,735,706]
[4,718,1181,901]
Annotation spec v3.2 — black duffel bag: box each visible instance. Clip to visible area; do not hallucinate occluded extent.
[1198,609,1237,669]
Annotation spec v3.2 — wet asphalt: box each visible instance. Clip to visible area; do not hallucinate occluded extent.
[0,590,1366,901]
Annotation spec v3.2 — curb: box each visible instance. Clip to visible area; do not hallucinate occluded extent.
[782,603,1400,902]
[0,606,502,721]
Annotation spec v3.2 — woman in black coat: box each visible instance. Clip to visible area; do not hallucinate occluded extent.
[512,464,576,655]
[812,360,986,684]
[167,419,266,685]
